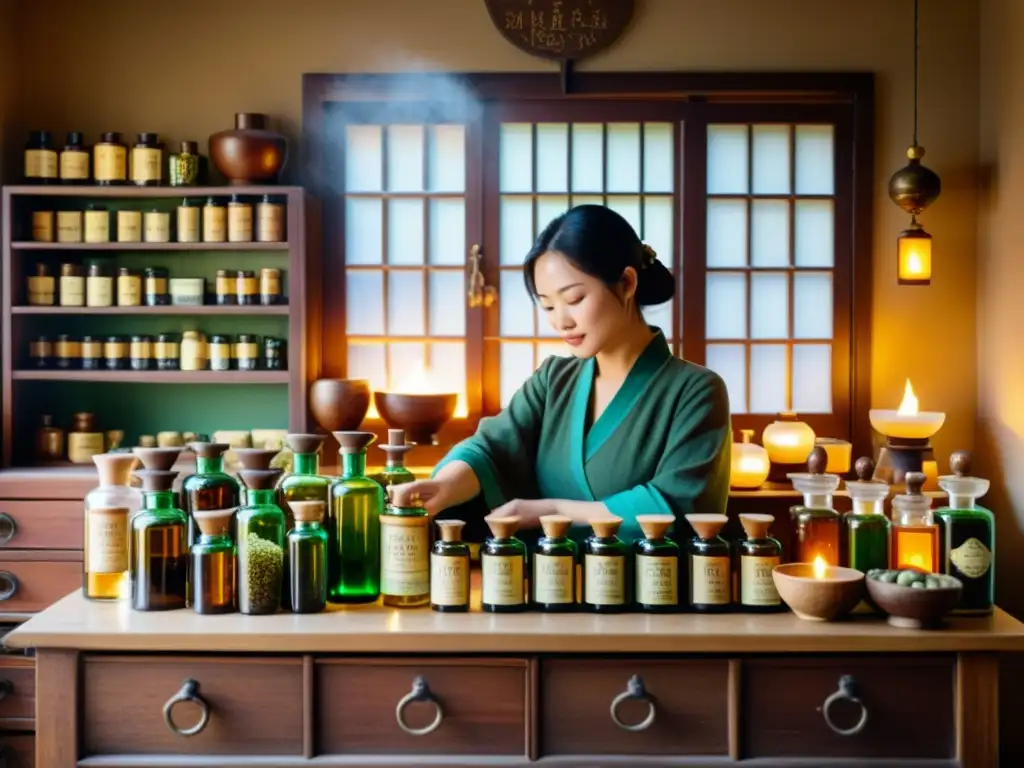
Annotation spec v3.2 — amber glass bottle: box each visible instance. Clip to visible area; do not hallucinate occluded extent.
[788,447,842,566]
[130,468,188,611]
[532,515,578,611]
[191,508,236,615]
[891,472,939,573]
[481,514,527,612]
[182,442,241,548]
[431,520,470,613]
[634,514,680,613]
[287,501,329,613]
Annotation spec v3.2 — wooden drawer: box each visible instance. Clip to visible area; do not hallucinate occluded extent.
[540,658,730,756]
[0,500,82,550]
[316,658,528,756]
[0,734,34,767]
[0,552,81,615]
[82,655,304,756]
[743,655,955,759]
[0,656,34,730]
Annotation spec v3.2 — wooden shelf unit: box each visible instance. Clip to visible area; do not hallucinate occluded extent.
[9,240,289,251]
[11,305,290,315]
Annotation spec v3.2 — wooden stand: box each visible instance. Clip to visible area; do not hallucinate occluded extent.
[873,438,936,486]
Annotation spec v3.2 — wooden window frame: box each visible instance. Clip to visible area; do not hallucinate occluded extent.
[303,72,874,464]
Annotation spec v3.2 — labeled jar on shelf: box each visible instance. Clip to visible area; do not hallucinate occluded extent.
[69,412,105,465]
[28,263,55,305]
[180,330,209,371]
[209,334,233,371]
[235,334,260,371]
[86,262,114,307]
[169,141,201,187]
[155,333,181,370]
[256,195,285,242]
[84,204,110,244]
[117,268,142,307]
[81,335,104,370]
[24,130,58,183]
[55,334,81,369]
[227,195,253,242]
[145,267,170,306]
[130,132,163,186]
[56,211,83,243]
[143,209,171,243]
[32,210,55,242]
[130,335,153,371]
[237,270,258,305]
[59,263,85,307]
[36,414,64,462]
[215,269,236,304]
[60,132,90,183]
[170,277,205,306]
[29,335,53,368]
[176,199,200,243]
[203,197,227,242]
[117,209,142,243]
[104,335,129,370]
[264,337,286,370]
[260,268,282,305]
[94,132,128,185]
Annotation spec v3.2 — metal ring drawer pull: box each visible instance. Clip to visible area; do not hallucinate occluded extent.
[395,675,444,736]
[610,675,656,732]
[0,572,18,602]
[0,513,16,545]
[820,674,868,737]
[0,679,12,702]
[163,678,210,737]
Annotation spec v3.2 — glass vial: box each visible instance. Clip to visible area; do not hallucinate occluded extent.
[380,497,430,608]
[94,132,128,184]
[24,130,58,183]
[288,501,329,614]
[736,513,783,612]
[131,132,163,186]
[176,199,200,243]
[236,468,286,615]
[583,516,631,613]
[891,471,939,573]
[685,513,731,612]
[431,519,470,613]
[279,433,332,612]
[203,197,227,242]
[789,447,842,566]
[256,194,285,242]
[532,514,577,611]
[227,195,253,242]
[634,513,680,613]
[482,514,527,613]
[60,131,90,183]
[130,462,188,611]
[191,508,237,615]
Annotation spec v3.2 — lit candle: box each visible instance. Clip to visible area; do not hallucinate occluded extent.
[868,379,945,440]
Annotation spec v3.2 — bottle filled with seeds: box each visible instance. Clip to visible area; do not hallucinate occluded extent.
[130,447,188,611]
[169,141,201,186]
[191,507,237,615]
[481,514,527,612]
[431,519,470,612]
[287,500,329,613]
[236,467,287,615]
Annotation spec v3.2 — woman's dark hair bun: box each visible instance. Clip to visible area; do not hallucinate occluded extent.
[525,204,675,307]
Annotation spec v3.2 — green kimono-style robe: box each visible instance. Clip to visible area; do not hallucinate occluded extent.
[433,329,732,543]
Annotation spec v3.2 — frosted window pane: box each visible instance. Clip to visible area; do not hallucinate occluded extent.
[536,196,569,237]
[706,344,747,414]
[500,123,533,193]
[501,343,534,408]
[795,200,834,267]
[500,196,534,265]
[572,195,604,207]
[749,345,787,414]
[428,125,465,193]
[345,198,382,265]
[606,123,641,193]
[387,198,424,265]
[500,270,535,336]
[428,271,465,336]
[571,124,604,192]
[793,345,832,413]
[795,125,834,195]
[430,341,467,416]
[642,197,674,264]
[428,198,464,265]
[794,273,833,339]
[536,123,569,193]
[386,125,424,193]
[707,199,748,267]
[706,272,747,340]
[606,196,642,235]
[751,200,789,268]
[536,342,573,363]
[752,125,790,195]
[750,272,789,340]
[345,125,382,193]
[389,342,426,391]
[707,124,748,195]
[347,343,386,392]
[643,123,674,193]
[387,271,425,336]
[346,270,384,335]
[642,299,673,340]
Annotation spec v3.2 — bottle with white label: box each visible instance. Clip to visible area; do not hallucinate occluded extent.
[583,516,631,613]
[380,499,430,608]
[634,514,679,613]
[532,514,578,611]
[83,453,143,601]
[481,514,526,612]
[685,513,732,612]
[431,519,470,613]
[736,513,783,612]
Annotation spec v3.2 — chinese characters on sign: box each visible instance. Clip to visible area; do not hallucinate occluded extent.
[484,0,635,61]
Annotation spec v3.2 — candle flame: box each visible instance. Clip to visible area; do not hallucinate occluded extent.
[906,251,924,276]
[813,555,828,580]
[896,378,919,417]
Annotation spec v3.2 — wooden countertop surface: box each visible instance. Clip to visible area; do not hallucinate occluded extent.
[7,589,1024,654]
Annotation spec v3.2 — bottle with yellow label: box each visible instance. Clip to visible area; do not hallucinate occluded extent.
[634,514,679,613]
[481,514,526,613]
[685,513,732,612]
[735,513,783,612]
[24,130,58,184]
[380,497,430,608]
[532,514,577,611]
[583,516,631,613]
[431,519,470,613]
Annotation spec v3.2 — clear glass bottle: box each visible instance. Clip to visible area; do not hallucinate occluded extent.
[327,431,384,604]
[736,513,783,612]
[182,442,241,548]
[236,468,286,615]
[788,446,841,566]
[130,468,188,611]
[583,516,631,613]
[83,453,145,601]
[191,508,236,615]
[372,429,416,491]
[843,456,891,573]
[482,514,527,613]
[380,496,430,608]
[634,514,679,613]
[431,520,470,613]
[935,450,995,616]
[685,513,731,612]
[287,500,329,614]
[532,514,578,611]
[891,471,939,573]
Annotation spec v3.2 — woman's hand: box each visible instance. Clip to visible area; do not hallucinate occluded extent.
[489,498,561,529]
[389,480,452,518]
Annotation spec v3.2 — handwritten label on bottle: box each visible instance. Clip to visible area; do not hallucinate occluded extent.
[430,553,469,606]
[585,554,625,605]
[482,554,524,606]
[636,554,678,606]
[690,555,731,605]
[25,149,57,179]
[534,554,574,604]
[95,145,126,181]
[380,521,429,597]
[740,555,781,606]
[87,507,130,573]
[950,537,992,579]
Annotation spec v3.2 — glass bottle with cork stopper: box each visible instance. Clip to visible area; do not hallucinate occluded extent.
[583,516,631,613]
[935,450,995,615]
[287,500,329,613]
[890,471,939,573]
[328,431,385,604]
[191,508,237,615]
[279,433,331,528]
[182,442,241,549]
[431,520,470,613]
[380,492,431,608]
[532,514,578,611]
[373,428,416,491]
[788,446,841,566]
[843,456,891,574]
[235,462,286,615]
[130,447,187,611]
[84,453,144,600]
[634,514,680,613]
[735,513,783,612]
[481,514,527,612]
[685,513,731,612]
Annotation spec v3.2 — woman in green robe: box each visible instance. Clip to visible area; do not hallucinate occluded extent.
[393,204,731,543]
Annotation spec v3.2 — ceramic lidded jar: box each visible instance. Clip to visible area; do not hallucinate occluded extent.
[209,113,288,185]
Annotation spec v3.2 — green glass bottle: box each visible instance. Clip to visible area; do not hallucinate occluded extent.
[191,507,236,615]
[287,500,329,614]
[372,428,416,491]
[936,450,996,616]
[481,514,527,613]
[431,520,471,613]
[278,434,331,611]
[236,468,286,615]
[327,431,385,604]
[843,456,891,573]
[634,514,679,613]
[583,516,632,614]
[532,514,578,611]
[685,513,731,612]
[182,442,241,549]
[736,513,784,612]
[130,466,188,612]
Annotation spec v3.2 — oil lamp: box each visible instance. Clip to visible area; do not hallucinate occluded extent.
[730,429,770,489]
[868,379,945,486]
[761,413,816,482]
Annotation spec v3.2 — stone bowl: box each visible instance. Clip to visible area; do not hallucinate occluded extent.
[865,571,963,629]
[309,378,371,432]
[773,563,865,622]
[374,391,458,445]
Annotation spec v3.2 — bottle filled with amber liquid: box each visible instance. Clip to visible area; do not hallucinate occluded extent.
[482,514,527,612]
[843,457,891,574]
[735,513,783,612]
[788,446,841,566]
[191,508,236,615]
[431,520,470,613]
[532,514,578,611]
[287,501,329,614]
[130,453,188,611]
[236,464,286,615]
[372,429,416,490]
[583,516,631,613]
[891,471,939,573]
[686,513,731,612]
[380,495,430,608]
[183,442,241,548]
[83,453,144,600]
[634,514,680,613]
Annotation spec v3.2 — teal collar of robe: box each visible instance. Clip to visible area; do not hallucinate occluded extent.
[568,327,673,500]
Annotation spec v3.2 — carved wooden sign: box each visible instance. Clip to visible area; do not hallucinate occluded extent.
[484,0,635,61]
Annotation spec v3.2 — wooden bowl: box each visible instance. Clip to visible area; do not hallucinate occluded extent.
[865,572,963,629]
[309,379,371,432]
[772,563,865,622]
[374,391,458,445]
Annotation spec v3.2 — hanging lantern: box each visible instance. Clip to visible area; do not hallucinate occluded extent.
[897,216,932,286]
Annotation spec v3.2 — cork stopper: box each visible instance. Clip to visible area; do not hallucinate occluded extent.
[134,469,177,492]
[286,433,324,456]
[233,448,280,470]
[190,442,230,460]
[950,450,971,477]
[540,514,572,539]
[290,500,325,524]
[739,513,774,539]
[93,453,137,486]
[904,471,926,496]
[194,507,235,536]
[854,456,875,481]
[379,429,412,457]
[484,514,520,539]
[685,513,729,540]
[133,446,181,471]
[806,446,828,475]
[637,514,675,540]
[332,431,377,455]
[590,516,623,539]
[436,519,466,542]
[239,468,282,491]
